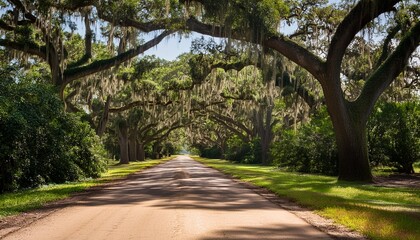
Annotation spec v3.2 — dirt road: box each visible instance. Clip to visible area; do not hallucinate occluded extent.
[2,156,331,240]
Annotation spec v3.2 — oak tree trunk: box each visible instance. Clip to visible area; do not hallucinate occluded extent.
[137,142,145,161]
[128,131,137,162]
[152,142,162,159]
[323,81,372,182]
[260,136,271,165]
[118,124,129,164]
[253,104,274,165]
[96,96,111,137]
[334,115,372,181]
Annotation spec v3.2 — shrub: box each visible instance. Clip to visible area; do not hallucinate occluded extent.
[197,145,223,159]
[162,142,176,156]
[368,101,420,173]
[225,136,262,164]
[271,107,338,176]
[272,101,420,176]
[0,77,106,192]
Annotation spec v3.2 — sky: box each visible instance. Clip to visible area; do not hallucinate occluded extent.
[142,0,341,61]
[141,23,296,61]
[0,0,340,62]
[143,32,208,61]
[17,0,340,62]
[146,36,189,60]
[87,21,218,61]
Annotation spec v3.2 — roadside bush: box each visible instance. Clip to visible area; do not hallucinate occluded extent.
[225,136,262,164]
[271,107,338,176]
[162,142,176,156]
[197,145,223,159]
[271,101,419,176]
[368,101,420,173]
[225,135,251,163]
[144,144,154,159]
[0,77,106,193]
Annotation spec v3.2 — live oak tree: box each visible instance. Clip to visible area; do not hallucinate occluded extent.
[103,52,257,163]
[265,0,420,181]
[189,39,324,164]
[105,55,199,163]
[1,0,418,181]
[177,0,420,181]
[0,0,173,100]
[116,51,269,163]
[187,57,281,164]
[0,51,107,192]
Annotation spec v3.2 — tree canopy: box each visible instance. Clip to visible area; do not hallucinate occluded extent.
[0,0,419,182]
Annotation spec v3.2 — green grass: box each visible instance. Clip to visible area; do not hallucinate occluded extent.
[194,157,420,240]
[414,162,420,173]
[0,157,173,219]
[373,163,420,177]
[372,166,398,177]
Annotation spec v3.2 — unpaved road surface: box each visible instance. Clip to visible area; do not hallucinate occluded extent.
[2,156,331,240]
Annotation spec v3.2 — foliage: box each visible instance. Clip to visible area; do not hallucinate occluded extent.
[162,142,176,156]
[196,0,289,39]
[144,144,154,159]
[368,101,420,173]
[198,145,224,159]
[271,107,338,175]
[106,55,190,163]
[102,132,120,160]
[0,0,418,183]
[195,157,420,240]
[272,101,420,175]
[225,136,262,164]
[0,73,106,193]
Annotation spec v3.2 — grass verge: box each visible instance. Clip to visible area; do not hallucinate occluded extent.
[194,157,420,240]
[0,157,173,219]
[373,163,420,177]
[414,162,420,173]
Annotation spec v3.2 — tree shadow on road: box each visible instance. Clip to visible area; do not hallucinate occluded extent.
[73,160,282,212]
[198,223,332,240]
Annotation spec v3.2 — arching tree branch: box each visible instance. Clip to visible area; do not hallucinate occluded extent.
[264,36,326,82]
[375,23,401,68]
[63,30,173,86]
[0,20,15,31]
[109,100,173,113]
[357,20,420,117]
[207,110,254,139]
[67,9,93,68]
[8,0,37,22]
[0,39,46,60]
[327,0,399,79]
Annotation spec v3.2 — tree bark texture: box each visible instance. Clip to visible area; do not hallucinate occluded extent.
[333,111,372,181]
[118,124,129,164]
[321,77,373,181]
[253,104,274,165]
[137,142,145,161]
[96,96,111,137]
[128,129,138,162]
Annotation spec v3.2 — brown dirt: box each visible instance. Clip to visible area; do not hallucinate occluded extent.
[373,173,420,189]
